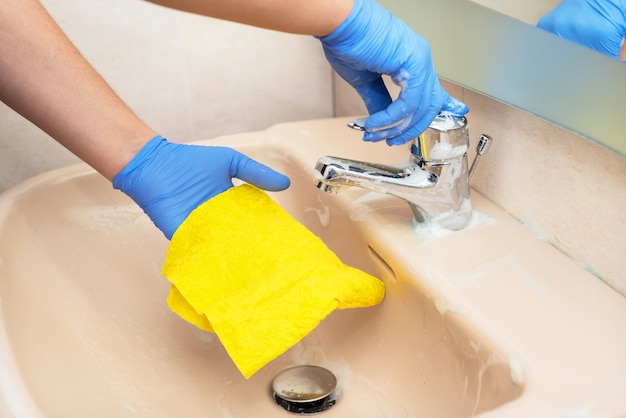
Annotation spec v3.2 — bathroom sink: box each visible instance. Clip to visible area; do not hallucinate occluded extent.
[1,118,624,417]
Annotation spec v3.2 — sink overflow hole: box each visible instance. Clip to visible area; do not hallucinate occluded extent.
[272,365,338,414]
[368,245,397,281]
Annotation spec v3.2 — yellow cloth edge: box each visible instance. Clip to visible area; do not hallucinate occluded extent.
[167,285,213,332]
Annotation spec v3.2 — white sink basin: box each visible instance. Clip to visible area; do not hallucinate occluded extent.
[0,118,624,417]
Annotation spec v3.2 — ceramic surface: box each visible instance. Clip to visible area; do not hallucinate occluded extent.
[0,118,624,417]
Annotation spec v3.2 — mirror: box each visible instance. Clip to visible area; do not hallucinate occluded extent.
[378,0,626,157]
[469,0,626,61]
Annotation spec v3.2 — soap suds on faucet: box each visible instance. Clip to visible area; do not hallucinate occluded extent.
[412,208,495,243]
[427,142,469,160]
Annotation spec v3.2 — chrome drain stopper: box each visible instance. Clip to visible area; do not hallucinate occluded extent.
[272,365,338,414]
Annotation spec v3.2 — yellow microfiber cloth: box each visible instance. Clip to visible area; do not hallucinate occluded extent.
[161,184,385,378]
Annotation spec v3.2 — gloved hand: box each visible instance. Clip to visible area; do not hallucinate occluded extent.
[113,135,291,239]
[537,0,626,59]
[318,0,469,146]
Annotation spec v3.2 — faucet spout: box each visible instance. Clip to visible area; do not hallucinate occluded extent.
[312,113,491,230]
[314,156,437,194]
[314,155,470,230]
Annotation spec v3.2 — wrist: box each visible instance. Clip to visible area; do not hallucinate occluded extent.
[317,0,389,44]
[112,134,165,191]
[104,130,158,181]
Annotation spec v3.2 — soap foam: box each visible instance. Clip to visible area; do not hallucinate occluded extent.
[412,208,496,244]
[427,142,468,160]
[508,354,525,385]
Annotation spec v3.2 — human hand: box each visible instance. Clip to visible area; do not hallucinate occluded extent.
[113,135,291,239]
[318,0,469,146]
[537,0,626,59]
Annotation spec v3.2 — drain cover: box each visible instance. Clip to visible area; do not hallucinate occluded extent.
[272,365,338,414]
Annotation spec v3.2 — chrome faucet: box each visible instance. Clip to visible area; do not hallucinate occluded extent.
[313,113,492,230]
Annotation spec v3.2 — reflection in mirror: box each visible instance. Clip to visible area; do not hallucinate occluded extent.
[379,0,626,157]
[472,0,626,61]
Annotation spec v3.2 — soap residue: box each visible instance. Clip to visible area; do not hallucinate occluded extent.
[299,128,314,139]
[434,110,465,128]
[412,207,495,244]
[508,354,525,385]
[217,395,236,418]
[470,352,509,416]
[427,142,469,160]
[188,325,217,344]
[64,204,147,233]
[305,200,331,227]
[263,147,292,164]
[434,299,458,317]
[288,341,412,417]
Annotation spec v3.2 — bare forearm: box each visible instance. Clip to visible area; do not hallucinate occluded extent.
[0,0,156,180]
[0,0,353,181]
[145,0,353,36]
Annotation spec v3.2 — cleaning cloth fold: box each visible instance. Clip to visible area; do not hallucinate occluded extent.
[161,184,385,378]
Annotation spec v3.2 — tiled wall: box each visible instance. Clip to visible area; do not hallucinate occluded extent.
[0,0,332,191]
[335,74,626,297]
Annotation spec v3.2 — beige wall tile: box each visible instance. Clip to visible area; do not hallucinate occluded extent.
[463,87,626,295]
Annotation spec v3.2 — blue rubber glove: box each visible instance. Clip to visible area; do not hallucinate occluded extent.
[537,0,626,59]
[113,135,291,239]
[318,0,469,146]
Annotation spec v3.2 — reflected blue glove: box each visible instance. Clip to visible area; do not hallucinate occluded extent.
[537,0,626,59]
[318,0,469,146]
[113,135,291,239]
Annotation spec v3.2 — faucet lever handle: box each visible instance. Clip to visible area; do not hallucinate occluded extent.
[347,118,367,131]
[468,134,493,181]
